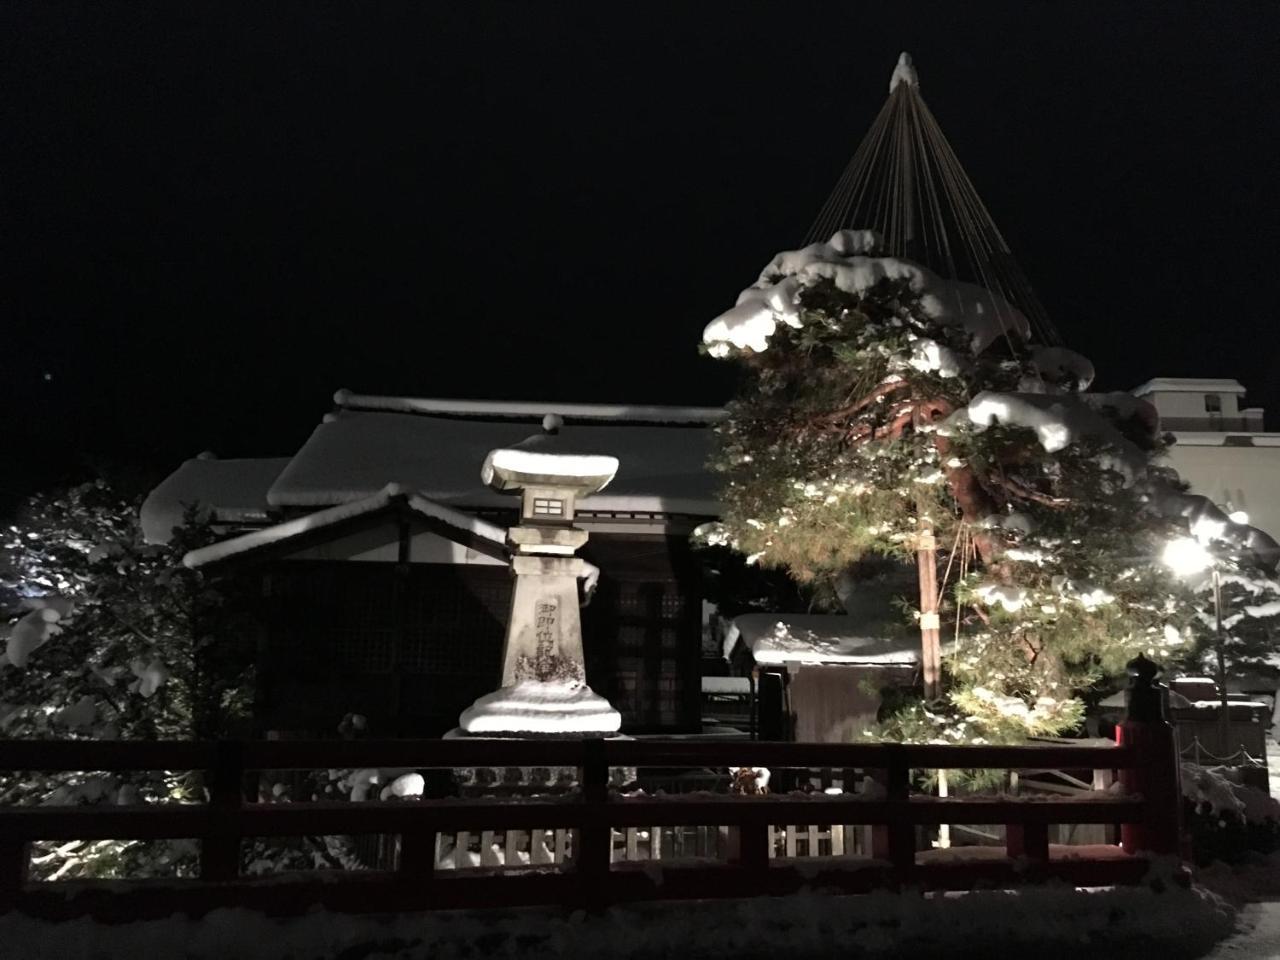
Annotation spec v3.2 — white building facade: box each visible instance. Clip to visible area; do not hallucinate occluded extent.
[1133,378,1280,538]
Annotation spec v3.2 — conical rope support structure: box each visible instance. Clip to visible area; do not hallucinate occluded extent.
[805,54,1061,347]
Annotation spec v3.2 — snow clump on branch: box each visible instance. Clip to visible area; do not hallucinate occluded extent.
[702,229,1030,358]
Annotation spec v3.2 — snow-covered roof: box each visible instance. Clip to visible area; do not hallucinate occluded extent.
[183,484,508,569]
[724,613,921,666]
[268,404,719,515]
[701,676,752,695]
[140,456,292,545]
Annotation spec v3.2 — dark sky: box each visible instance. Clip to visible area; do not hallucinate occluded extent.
[3,3,1278,501]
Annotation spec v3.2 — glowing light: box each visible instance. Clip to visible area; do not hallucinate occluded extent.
[1228,510,1250,525]
[1162,537,1213,578]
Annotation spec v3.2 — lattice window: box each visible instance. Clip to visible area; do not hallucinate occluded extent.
[532,498,564,517]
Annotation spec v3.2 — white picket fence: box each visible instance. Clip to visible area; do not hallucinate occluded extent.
[433,823,871,870]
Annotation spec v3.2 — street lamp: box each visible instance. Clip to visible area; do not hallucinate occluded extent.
[1161,536,1232,749]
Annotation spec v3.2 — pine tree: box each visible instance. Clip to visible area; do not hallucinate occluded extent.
[700,230,1209,743]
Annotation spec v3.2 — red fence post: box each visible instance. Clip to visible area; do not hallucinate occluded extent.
[871,751,914,876]
[1119,655,1183,857]
[200,740,245,881]
[1006,822,1049,862]
[576,739,611,905]
[733,822,771,873]
[0,840,29,909]
[398,828,437,878]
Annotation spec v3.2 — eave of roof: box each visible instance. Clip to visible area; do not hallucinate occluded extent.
[183,484,509,569]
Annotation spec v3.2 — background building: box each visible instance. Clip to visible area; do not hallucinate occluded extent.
[1134,378,1280,537]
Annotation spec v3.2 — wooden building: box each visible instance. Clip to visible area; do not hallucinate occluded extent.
[144,391,722,739]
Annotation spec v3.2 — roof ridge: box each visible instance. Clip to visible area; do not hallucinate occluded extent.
[334,389,726,424]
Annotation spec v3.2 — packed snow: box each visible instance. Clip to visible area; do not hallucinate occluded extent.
[0,874,1239,960]
[458,680,622,735]
[183,484,508,568]
[889,50,919,92]
[952,391,1147,480]
[1181,762,1280,825]
[974,583,1028,613]
[724,613,920,666]
[266,410,720,515]
[3,604,69,668]
[481,446,620,492]
[128,658,167,698]
[907,337,962,377]
[1030,346,1096,391]
[702,230,1030,359]
[139,456,291,545]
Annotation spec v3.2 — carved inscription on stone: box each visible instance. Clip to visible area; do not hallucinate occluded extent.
[534,599,559,660]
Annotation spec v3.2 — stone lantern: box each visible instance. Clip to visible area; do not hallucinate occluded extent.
[455,425,623,736]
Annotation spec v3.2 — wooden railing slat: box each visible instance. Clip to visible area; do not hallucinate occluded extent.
[0,738,1136,775]
[0,732,1172,912]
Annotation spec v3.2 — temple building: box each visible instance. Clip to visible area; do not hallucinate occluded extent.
[149,391,720,739]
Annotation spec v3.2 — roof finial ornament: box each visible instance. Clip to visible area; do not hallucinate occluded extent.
[889,51,918,94]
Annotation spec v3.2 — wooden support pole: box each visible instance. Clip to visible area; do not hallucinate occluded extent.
[916,528,942,700]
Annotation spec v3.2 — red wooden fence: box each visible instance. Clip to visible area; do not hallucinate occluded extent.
[0,721,1181,920]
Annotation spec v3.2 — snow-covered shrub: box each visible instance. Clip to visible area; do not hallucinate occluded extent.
[1181,762,1280,866]
[0,480,257,879]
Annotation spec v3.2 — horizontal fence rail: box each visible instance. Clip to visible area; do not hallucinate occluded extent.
[0,729,1180,919]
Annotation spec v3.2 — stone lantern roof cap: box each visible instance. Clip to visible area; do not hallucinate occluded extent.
[481,431,619,495]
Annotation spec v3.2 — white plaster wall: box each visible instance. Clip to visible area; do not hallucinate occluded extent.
[1147,388,1242,420]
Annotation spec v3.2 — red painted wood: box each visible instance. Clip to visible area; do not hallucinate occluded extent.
[1118,720,1183,856]
[1006,822,1049,861]
[0,731,1174,917]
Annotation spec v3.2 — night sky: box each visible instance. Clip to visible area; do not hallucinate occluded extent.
[3,3,1278,505]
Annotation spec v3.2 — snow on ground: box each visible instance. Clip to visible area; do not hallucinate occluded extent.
[1,874,1240,960]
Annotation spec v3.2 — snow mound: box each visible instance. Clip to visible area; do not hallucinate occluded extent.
[889,51,919,92]
[1182,762,1280,825]
[724,613,920,666]
[703,230,1029,358]
[481,446,619,492]
[458,680,622,735]
[955,391,1147,480]
[0,878,1237,960]
[1030,346,1096,391]
[4,603,72,669]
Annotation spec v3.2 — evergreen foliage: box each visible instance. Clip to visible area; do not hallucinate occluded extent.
[699,234,1228,743]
